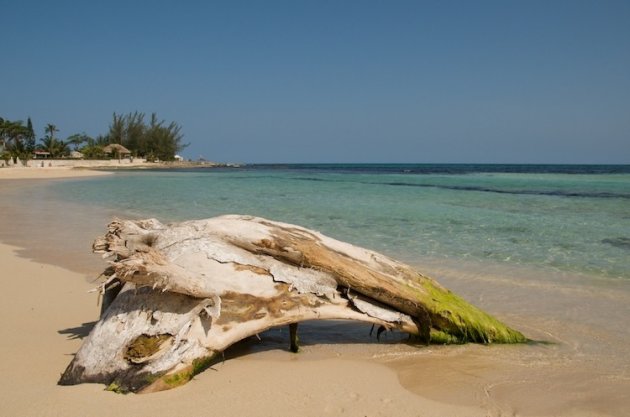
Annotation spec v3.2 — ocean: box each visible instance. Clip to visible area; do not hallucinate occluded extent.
[2,163,629,414]
[49,163,630,280]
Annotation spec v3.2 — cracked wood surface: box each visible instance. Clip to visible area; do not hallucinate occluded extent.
[59,215,526,393]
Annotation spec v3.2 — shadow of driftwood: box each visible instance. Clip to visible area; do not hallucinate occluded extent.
[222,320,413,359]
[58,321,97,340]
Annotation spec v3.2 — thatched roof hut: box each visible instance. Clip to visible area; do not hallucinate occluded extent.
[102,144,131,156]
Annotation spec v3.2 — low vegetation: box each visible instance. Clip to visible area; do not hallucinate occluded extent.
[0,112,188,164]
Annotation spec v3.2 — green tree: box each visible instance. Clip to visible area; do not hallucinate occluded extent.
[38,123,69,158]
[145,114,186,161]
[66,132,92,151]
[79,134,109,158]
[108,113,125,145]
[105,112,187,161]
[0,118,12,163]
[2,119,30,164]
[25,117,36,155]
[122,111,146,156]
[95,134,110,146]
[38,135,69,158]
[45,123,58,141]
[0,117,8,151]
[80,144,105,159]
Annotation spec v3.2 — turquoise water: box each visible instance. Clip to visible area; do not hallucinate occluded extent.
[51,164,630,280]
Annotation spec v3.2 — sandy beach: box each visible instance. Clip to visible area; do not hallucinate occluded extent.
[1,167,628,417]
[0,166,112,180]
[0,167,479,417]
[0,239,489,417]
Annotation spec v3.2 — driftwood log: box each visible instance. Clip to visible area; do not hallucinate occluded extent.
[59,215,526,393]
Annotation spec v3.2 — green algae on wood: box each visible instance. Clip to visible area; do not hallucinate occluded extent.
[418,280,527,344]
[125,334,173,364]
[139,355,217,393]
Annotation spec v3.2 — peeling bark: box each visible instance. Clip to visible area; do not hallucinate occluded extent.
[59,215,526,393]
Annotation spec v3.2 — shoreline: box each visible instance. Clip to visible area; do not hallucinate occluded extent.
[1,173,628,416]
[0,166,112,180]
[0,160,236,180]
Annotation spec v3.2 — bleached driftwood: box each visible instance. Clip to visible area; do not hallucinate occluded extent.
[59,215,526,393]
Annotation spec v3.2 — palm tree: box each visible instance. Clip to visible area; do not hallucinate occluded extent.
[3,120,29,163]
[39,123,66,158]
[5,120,26,143]
[66,133,91,151]
[45,123,58,141]
[38,135,69,158]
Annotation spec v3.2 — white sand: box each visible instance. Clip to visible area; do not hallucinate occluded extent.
[0,166,110,179]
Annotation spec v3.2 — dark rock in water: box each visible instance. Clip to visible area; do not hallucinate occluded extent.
[602,237,630,250]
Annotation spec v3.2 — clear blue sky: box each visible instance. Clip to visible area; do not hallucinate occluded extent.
[2,0,629,163]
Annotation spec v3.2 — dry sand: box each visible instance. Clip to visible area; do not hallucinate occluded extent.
[0,241,482,417]
[0,166,111,179]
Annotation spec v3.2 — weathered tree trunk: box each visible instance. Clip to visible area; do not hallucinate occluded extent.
[59,215,526,393]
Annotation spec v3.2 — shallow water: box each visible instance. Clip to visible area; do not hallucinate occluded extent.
[44,165,630,280]
[1,164,629,416]
[0,178,117,274]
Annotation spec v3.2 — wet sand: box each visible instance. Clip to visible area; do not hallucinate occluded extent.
[386,261,630,417]
[1,173,629,416]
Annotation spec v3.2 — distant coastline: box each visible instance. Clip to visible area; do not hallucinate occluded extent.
[0,159,241,178]
[3,161,628,181]
[88,160,242,171]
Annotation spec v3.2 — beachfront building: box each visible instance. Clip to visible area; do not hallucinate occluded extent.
[33,151,51,159]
